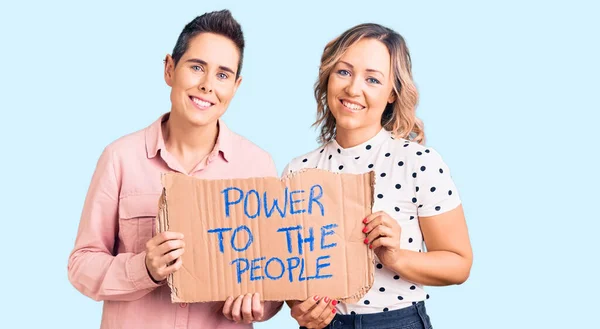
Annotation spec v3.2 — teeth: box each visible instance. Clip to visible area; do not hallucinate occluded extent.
[193,97,212,108]
[342,100,363,110]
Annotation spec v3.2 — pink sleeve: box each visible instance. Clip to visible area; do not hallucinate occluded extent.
[67,146,161,301]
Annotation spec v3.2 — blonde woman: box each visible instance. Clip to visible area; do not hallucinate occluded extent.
[283,23,473,329]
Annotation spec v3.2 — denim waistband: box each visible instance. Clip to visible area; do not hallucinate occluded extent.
[322,301,432,329]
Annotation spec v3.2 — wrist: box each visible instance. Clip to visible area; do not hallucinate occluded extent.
[390,249,410,276]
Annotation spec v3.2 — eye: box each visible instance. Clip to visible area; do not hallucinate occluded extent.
[191,65,204,72]
[337,69,351,76]
[217,72,229,79]
[367,77,381,84]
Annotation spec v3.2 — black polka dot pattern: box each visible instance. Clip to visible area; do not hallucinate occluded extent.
[285,130,460,310]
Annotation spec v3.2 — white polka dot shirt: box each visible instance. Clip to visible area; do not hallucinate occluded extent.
[283,128,462,314]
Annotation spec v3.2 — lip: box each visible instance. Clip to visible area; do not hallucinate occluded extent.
[339,98,365,112]
[189,95,215,110]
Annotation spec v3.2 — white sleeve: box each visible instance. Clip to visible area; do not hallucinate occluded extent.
[414,147,462,217]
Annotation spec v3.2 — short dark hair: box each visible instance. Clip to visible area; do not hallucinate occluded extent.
[171,9,245,78]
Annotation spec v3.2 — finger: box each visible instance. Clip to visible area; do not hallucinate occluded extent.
[159,257,183,277]
[156,239,185,256]
[241,293,253,323]
[159,247,185,265]
[363,211,385,224]
[292,295,319,317]
[231,295,244,323]
[147,231,184,249]
[370,237,396,250]
[316,298,337,324]
[306,296,331,324]
[365,226,394,245]
[222,296,234,321]
[317,307,337,329]
[252,293,264,321]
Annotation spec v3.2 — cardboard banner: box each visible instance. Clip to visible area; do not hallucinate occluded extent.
[156,169,375,303]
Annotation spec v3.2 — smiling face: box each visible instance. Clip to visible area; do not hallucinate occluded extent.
[164,32,242,128]
[326,38,396,137]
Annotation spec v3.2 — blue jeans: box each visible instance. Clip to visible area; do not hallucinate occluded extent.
[306,301,433,329]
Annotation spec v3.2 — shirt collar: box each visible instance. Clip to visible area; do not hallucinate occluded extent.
[145,112,233,162]
[329,127,392,158]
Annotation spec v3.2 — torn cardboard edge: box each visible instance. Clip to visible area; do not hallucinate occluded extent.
[155,168,376,303]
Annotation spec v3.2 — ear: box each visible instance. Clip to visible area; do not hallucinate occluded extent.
[233,75,243,93]
[388,90,397,104]
[164,54,175,87]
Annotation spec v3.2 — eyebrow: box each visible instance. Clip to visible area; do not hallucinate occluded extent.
[338,60,384,77]
[185,58,236,75]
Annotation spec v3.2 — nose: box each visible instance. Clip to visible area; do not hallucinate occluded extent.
[199,75,214,93]
[344,75,361,97]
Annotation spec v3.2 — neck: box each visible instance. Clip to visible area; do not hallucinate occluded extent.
[335,124,382,148]
[163,112,219,162]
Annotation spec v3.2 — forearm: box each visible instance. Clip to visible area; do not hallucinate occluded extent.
[68,248,161,302]
[259,301,284,322]
[389,249,471,286]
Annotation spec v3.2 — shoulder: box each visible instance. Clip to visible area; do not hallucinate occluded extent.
[227,130,273,162]
[282,144,327,176]
[102,126,147,159]
[388,137,446,163]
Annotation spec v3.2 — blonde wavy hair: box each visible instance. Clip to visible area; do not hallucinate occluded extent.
[313,23,425,145]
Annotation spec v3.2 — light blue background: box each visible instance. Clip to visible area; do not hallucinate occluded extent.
[1,0,598,328]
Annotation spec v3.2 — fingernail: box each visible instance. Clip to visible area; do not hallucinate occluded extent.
[364,238,369,244]
[313,295,319,301]
[369,244,373,249]
[332,309,337,314]
[363,218,367,223]
[362,227,368,233]
[332,300,338,306]
[324,296,330,303]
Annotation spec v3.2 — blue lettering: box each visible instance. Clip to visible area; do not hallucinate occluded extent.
[231,225,253,252]
[231,258,249,284]
[297,227,315,255]
[221,187,243,218]
[290,190,306,214]
[243,189,261,219]
[207,227,233,253]
[277,225,302,254]
[264,187,288,218]
[313,255,333,279]
[320,224,338,250]
[264,257,285,280]
[250,257,266,281]
[298,257,308,282]
[286,257,301,283]
[308,184,325,216]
